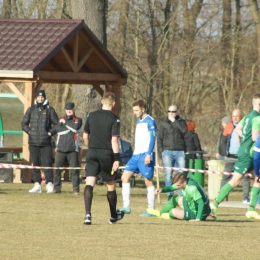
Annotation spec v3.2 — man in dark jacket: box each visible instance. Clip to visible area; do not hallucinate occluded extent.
[21,90,59,193]
[49,102,82,195]
[158,105,187,200]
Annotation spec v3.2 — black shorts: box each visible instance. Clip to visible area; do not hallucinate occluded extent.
[85,148,117,182]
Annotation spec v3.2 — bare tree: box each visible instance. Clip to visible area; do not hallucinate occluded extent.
[2,0,11,17]
[71,0,106,43]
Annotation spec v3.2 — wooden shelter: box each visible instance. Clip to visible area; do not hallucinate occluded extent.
[0,19,128,163]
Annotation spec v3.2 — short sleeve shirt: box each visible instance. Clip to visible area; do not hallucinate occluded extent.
[133,115,157,155]
[238,111,260,156]
[84,109,120,150]
[182,179,209,213]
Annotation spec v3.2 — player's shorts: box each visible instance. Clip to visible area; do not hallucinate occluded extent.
[182,197,209,221]
[85,148,117,182]
[124,153,155,179]
[233,154,253,175]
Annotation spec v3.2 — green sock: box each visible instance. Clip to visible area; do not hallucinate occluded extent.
[215,183,233,204]
[160,195,178,214]
[248,186,260,211]
[169,210,174,219]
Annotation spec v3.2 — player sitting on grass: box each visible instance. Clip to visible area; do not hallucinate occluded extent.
[147,173,211,221]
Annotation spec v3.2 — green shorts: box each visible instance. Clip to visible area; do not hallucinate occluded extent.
[233,155,253,175]
[182,198,209,221]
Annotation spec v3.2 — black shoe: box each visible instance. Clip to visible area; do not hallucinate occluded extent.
[84,214,92,225]
[109,210,125,224]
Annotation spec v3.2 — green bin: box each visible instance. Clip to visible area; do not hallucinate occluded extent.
[188,151,206,186]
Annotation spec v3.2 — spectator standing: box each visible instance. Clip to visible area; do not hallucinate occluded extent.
[211,93,260,220]
[184,120,202,170]
[21,90,59,193]
[49,102,82,195]
[120,100,157,216]
[219,109,250,203]
[158,105,187,200]
[82,92,124,225]
[216,116,230,160]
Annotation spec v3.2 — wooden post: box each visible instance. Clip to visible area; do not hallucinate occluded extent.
[22,82,34,163]
[155,139,160,203]
[22,82,34,182]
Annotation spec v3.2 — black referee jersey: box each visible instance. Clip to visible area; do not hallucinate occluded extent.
[83,109,120,149]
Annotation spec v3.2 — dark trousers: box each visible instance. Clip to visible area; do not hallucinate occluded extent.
[29,145,53,184]
[54,151,79,192]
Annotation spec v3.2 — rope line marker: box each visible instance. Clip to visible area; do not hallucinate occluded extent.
[0,163,252,177]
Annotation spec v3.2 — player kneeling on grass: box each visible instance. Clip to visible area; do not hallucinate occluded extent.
[147,173,211,221]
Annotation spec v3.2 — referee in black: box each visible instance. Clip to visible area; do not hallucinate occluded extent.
[83,92,124,225]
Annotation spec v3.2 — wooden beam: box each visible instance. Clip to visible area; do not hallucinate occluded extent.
[23,82,34,164]
[79,31,117,74]
[76,48,93,72]
[4,82,25,104]
[110,84,121,116]
[105,82,111,92]
[36,71,121,81]
[92,84,104,97]
[73,34,79,70]
[0,76,39,83]
[47,59,62,71]
[34,78,44,93]
[61,47,76,72]
[40,79,126,85]
[0,70,33,78]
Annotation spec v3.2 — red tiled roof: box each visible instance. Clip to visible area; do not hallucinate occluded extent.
[0,19,82,71]
[0,19,127,84]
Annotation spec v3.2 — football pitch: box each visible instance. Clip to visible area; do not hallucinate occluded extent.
[0,178,259,260]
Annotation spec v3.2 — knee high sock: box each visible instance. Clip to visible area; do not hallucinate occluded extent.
[160,195,178,214]
[122,183,131,208]
[147,186,155,209]
[214,183,233,206]
[84,185,93,215]
[107,190,117,218]
[248,186,260,211]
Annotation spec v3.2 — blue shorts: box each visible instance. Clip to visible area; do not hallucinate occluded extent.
[124,153,155,179]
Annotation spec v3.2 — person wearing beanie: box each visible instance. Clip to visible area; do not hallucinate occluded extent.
[48,102,82,195]
[21,89,59,193]
[215,116,231,160]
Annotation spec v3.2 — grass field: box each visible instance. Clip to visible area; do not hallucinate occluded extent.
[0,176,259,260]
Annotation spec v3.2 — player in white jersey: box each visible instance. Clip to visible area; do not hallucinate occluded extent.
[120,100,157,216]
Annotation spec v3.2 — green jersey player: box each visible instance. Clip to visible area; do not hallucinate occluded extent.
[147,173,211,221]
[211,93,260,220]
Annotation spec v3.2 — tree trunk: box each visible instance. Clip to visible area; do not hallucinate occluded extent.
[247,0,260,83]
[117,0,130,64]
[2,0,11,18]
[71,0,105,43]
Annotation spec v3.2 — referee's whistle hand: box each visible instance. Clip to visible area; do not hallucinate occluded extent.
[112,161,120,172]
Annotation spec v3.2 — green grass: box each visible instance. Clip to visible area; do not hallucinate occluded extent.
[0,175,259,260]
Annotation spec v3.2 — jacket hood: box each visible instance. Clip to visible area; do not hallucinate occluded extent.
[34,98,49,106]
